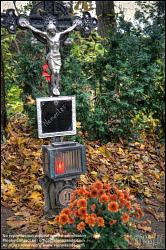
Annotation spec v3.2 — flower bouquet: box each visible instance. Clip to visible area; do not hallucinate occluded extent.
[55,180,144,249]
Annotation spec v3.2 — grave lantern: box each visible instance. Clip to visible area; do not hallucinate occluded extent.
[42,142,86,180]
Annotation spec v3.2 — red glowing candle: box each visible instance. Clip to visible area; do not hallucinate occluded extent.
[55,160,65,174]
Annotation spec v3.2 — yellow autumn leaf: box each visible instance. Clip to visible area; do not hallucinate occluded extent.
[76,122,81,128]
[148,233,157,239]
[143,187,152,197]
[26,95,36,105]
[12,196,20,204]
[118,147,124,154]
[33,151,41,158]
[102,174,109,183]
[34,201,44,208]
[91,171,98,178]
[113,173,123,181]
[5,184,16,196]
[98,146,110,158]
[137,224,152,232]
[140,144,145,149]
[34,184,42,191]
[29,191,42,200]
[30,163,40,174]
[17,137,27,146]
[80,174,88,184]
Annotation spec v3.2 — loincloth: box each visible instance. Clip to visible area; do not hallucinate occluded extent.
[46,53,62,71]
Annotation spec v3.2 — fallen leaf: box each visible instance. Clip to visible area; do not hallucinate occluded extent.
[80,174,88,184]
[76,122,81,128]
[137,224,152,232]
[91,171,98,178]
[29,191,42,201]
[43,224,55,234]
[34,184,42,191]
[7,220,27,229]
[14,211,31,217]
[142,155,149,163]
[147,233,157,239]
[113,173,123,181]
[144,198,160,207]
[143,187,152,198]
[145,207,165,221]
[102,174,109,183]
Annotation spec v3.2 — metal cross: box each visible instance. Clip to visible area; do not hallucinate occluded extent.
[1,1,98,43]
[1,1,97,96]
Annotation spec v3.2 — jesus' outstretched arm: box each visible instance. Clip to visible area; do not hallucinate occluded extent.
[60,19,82,35]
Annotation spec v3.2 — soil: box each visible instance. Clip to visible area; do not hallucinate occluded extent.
[1,202,165,249]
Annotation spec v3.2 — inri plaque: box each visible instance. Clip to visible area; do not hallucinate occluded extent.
[36,96,76,138]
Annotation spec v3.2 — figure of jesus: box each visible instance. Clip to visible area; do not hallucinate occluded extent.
[19,17,81,96]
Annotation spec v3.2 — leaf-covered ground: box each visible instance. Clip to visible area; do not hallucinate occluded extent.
[1,115,165,249]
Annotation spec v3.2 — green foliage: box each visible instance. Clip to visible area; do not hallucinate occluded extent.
[1,29,23,118]
[61,1,165,142]
[2,1,165,142]
[6,85,23,117]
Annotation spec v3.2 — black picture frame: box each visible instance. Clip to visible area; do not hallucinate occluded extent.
[36,96,76,138]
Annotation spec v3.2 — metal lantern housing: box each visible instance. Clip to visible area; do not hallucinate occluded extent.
[42,142,86,180]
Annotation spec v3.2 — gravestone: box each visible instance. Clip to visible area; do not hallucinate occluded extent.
[1,1,97,217]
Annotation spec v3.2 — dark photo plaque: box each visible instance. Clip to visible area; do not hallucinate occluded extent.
[36,96,76,138]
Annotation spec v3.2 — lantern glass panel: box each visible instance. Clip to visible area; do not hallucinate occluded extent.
[54,149,82,175]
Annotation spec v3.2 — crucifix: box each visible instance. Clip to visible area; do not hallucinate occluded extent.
[1,1,97,96]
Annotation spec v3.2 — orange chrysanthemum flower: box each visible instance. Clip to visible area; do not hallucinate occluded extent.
[99,194,109,203]
[135,207,144,219]
[113,186,120,194]
[91,213,97,219]
[90,204,96,212]
[61,208,70,215]
[110,194,118,201]
[68,203,74,210]
[77,188,86,196]
[109,219,117,225]
[125,201,132,210]
[119,198,126,206]
[77,222,86,232]
[74,210,79,217]
[78,207,87,217]
[54,215,60,224]
[121,212,130,224]
[85,215,96,227]
[86,191,91,198]
[97,217,105,227]
[77,198,87,207]
[124,191,130,200]
[98,189,104,196]
[90,188,98,198]
[118,191,125,200]
[93,180,103,190]
[59,214,69,225]
[135,206,142,213]
[108,201,119,213]
[103,183,111,191]
[68,216,75,224]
